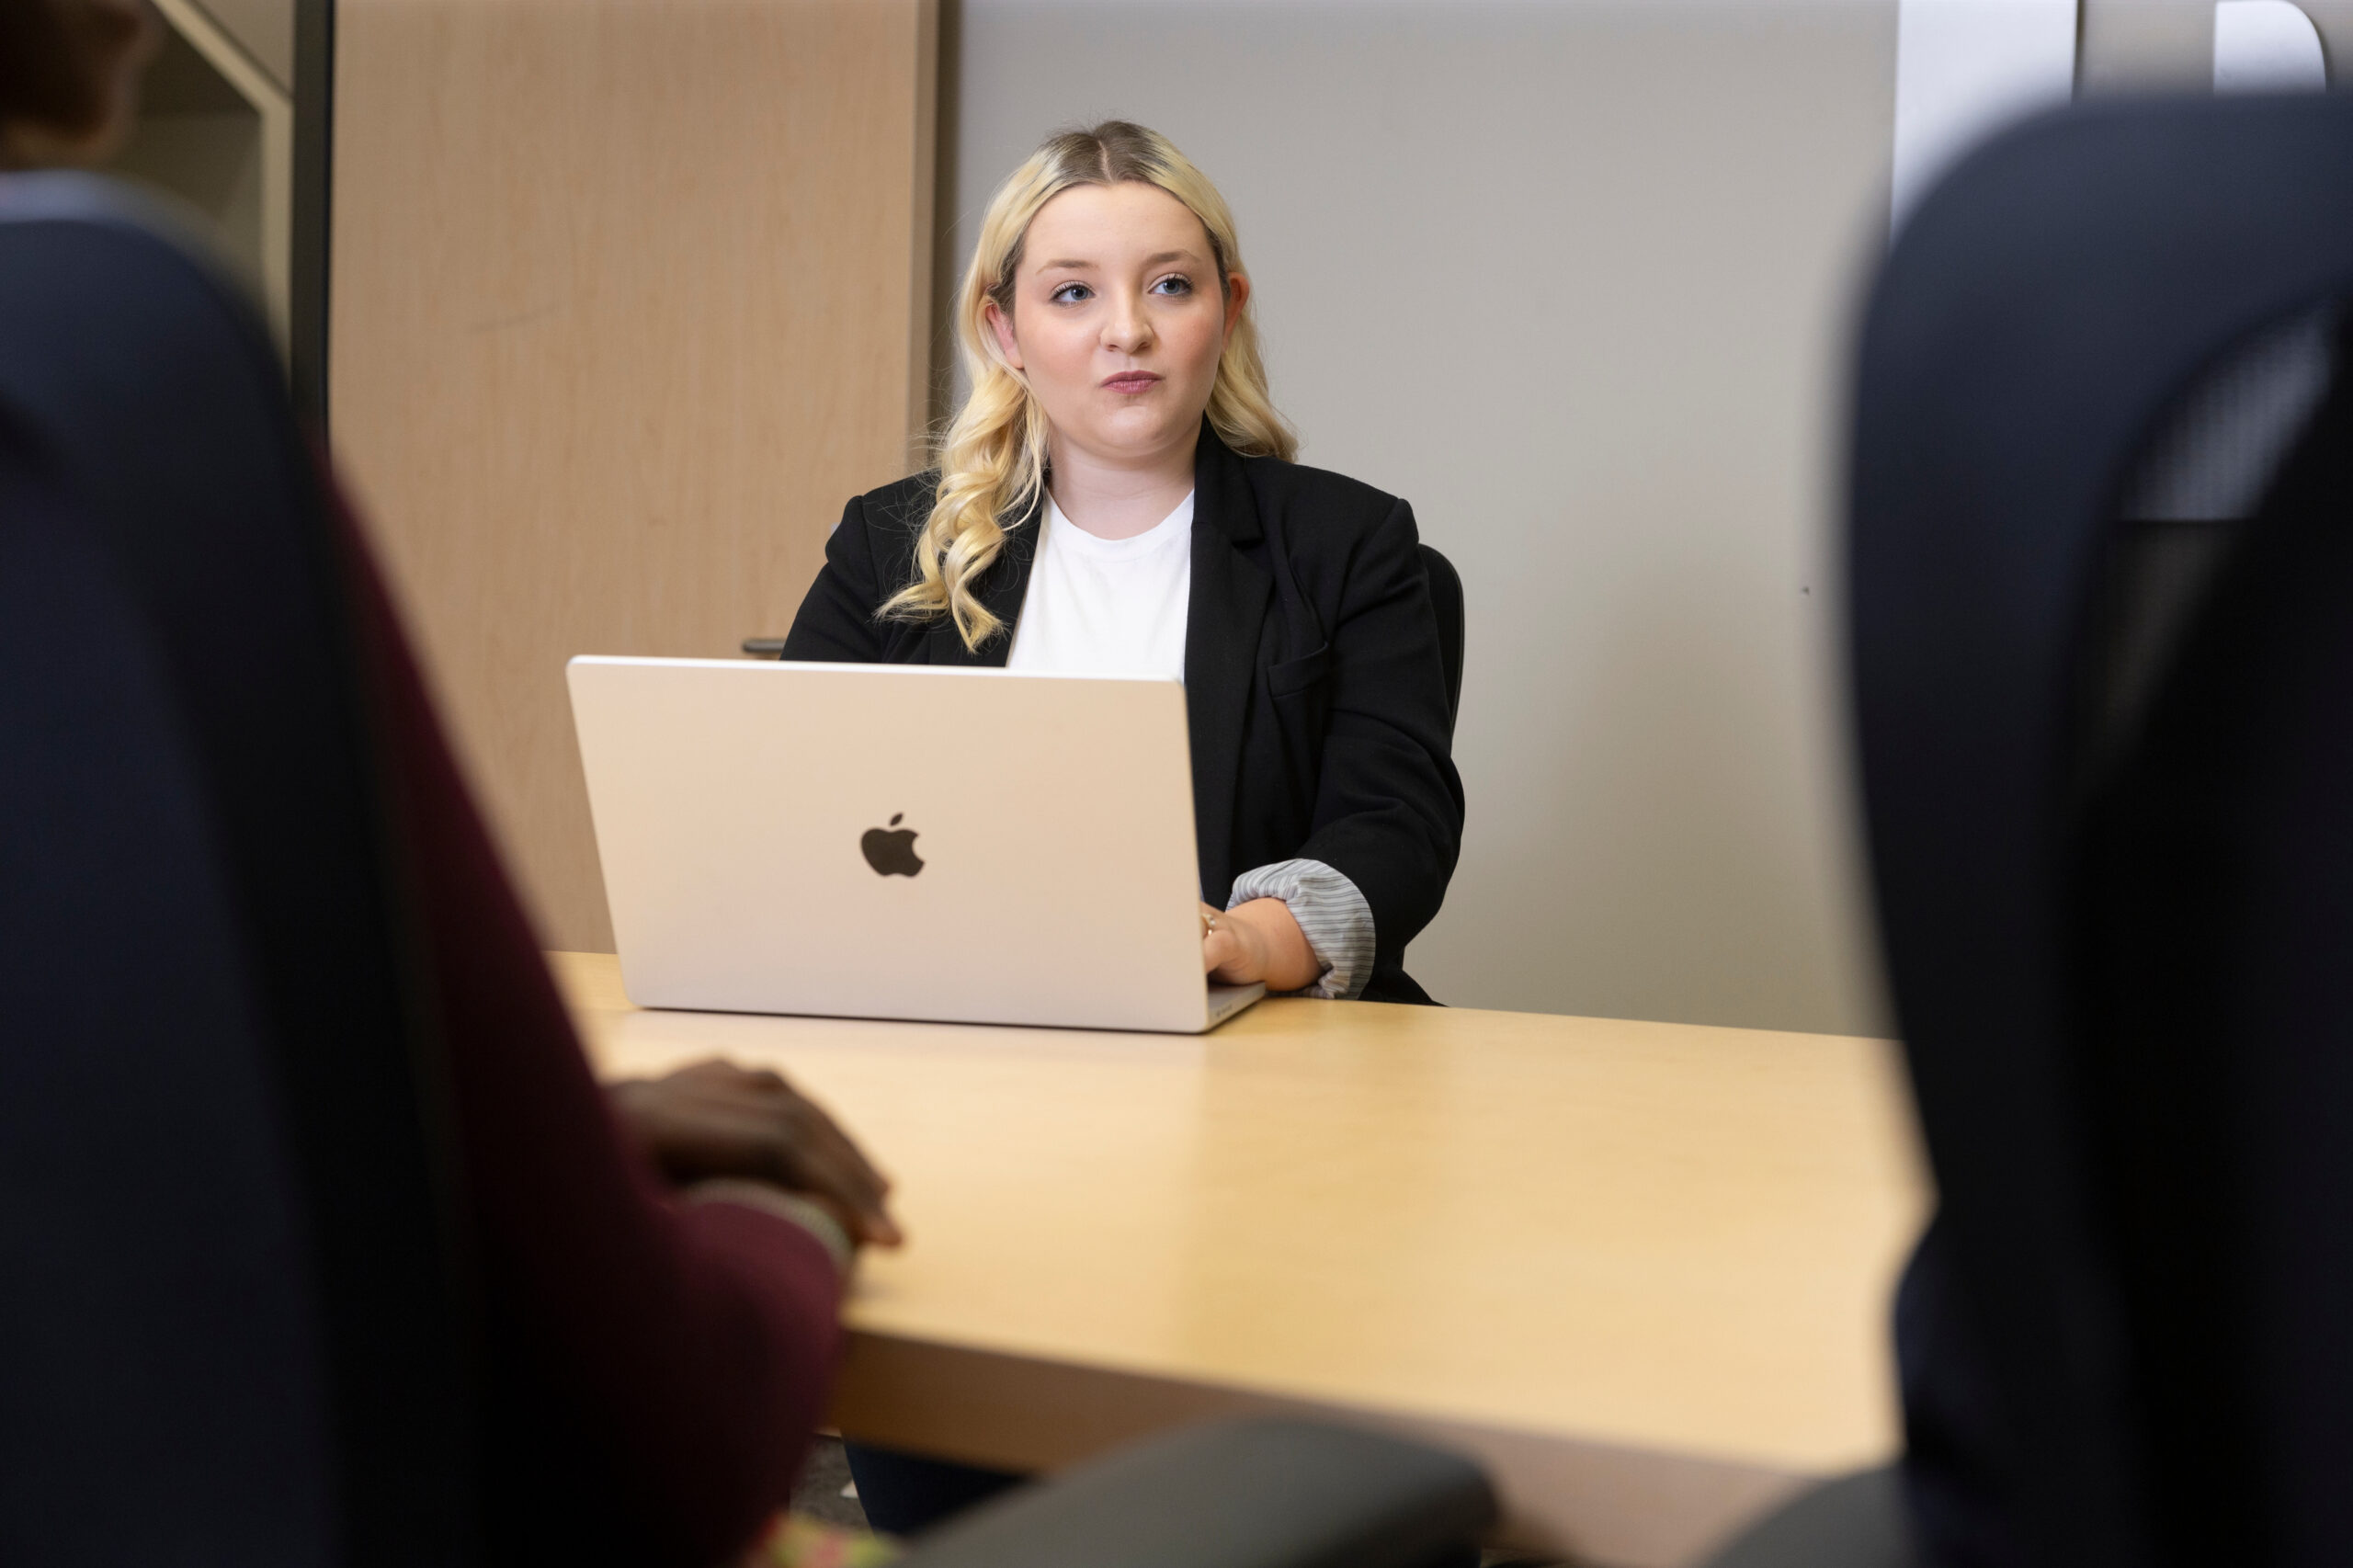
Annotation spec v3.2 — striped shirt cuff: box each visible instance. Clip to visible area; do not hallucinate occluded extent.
[1227,858,1376,1001]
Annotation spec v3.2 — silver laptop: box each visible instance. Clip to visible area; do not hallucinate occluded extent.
[565,656,1265,1032]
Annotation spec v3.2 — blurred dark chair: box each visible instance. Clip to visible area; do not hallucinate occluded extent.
[0,174,479,1567]
[1706,90,2353,1568]
[890,1419,1494,1568]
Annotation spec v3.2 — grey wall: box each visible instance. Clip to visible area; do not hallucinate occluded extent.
[192,0,294,91]
[2080,0,2353,91]
[952,0,1900,1034]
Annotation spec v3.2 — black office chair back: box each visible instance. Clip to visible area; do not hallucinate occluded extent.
[0,176,478,1566]
[895,1416,1495,1568]
[1418,542,1465,737]
[1851,97,2353,1568]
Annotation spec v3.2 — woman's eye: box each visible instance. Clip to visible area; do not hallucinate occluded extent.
[1151,275,1193,296]
[1050,282,1092,304]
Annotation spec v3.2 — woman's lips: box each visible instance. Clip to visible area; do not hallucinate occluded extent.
[1101,372,1162,393]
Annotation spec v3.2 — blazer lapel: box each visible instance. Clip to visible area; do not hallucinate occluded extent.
[1184,427,1271,901]
[923,488,1043,666]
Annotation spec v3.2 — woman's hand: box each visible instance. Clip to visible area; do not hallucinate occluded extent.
[608,1059,904,1248]
[1201,898,1324,993]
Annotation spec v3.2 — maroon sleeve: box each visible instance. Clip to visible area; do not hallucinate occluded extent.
[338,490,845,1564]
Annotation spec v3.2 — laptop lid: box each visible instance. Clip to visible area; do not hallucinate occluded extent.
[567,656,1253,1032]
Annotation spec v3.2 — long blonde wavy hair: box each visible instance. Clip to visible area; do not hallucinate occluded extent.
[881,120,1297,651]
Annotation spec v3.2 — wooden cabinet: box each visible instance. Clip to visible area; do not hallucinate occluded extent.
[332,0,939,950]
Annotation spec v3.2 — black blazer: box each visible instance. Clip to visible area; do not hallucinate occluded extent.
[781,424,1465,1004]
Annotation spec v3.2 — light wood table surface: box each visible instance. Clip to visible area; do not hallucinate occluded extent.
[552,952,1928,1567]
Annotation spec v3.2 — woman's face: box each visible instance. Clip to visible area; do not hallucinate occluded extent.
[985,179,1246,472]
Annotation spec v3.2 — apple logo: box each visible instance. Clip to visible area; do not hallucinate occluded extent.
[861,812,924,877]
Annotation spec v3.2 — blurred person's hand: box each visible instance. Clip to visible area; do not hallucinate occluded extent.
[609,1060,903,1248]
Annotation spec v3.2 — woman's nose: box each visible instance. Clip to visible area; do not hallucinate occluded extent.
[1103,293,1154,354]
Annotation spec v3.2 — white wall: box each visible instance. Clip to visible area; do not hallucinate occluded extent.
[1889,0,2078,226]
[951,0,1901,1034]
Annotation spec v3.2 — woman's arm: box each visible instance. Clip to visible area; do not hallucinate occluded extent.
[780,491,897,662]
[1223,863,1376,997]
[1286,496,1466,969]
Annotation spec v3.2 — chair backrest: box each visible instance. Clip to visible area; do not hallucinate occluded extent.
[1851,96,2353,1568]
[1418,542,1464,736]
[0,176,477,1567]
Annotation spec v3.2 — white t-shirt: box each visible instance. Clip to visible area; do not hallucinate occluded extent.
[1005,491,1192,680]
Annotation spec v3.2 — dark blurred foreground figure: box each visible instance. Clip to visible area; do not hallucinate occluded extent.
[1704,91,2353,1568]
[0,3,897,1562]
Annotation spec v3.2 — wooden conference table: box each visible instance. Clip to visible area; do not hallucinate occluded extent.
[553,953,1929,1568]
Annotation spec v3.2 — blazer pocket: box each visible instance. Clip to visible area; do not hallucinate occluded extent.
[1266,642,1333,813]
[1267,643,1332,699]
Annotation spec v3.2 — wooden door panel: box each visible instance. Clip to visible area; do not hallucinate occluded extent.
[334,0,937,949]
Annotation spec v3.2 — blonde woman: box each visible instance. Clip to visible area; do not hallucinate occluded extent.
[788,119,1462,1025]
